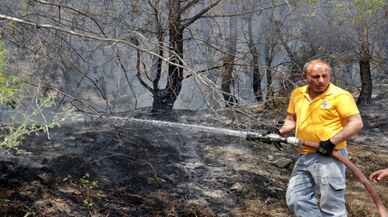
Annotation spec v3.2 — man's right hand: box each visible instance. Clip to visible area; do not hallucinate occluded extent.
[246,133,283,151]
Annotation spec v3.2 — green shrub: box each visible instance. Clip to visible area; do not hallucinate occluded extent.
[0,39,73,151]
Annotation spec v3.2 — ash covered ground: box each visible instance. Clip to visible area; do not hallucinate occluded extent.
[1,80,388,217]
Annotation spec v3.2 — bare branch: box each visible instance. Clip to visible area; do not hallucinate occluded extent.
[153,33,164,91]
[148,0,164,90]
[180,0,201,15]
[184,64,224,79]
[24,81,101,115]
[200,2,287,18]
[32,0,107,36]
[114,49,139,108]
[0,14,187,71]
[182,0,222,29]
[136,50,154,93]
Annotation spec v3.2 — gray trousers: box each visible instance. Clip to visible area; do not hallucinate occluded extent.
[286,149,347,217]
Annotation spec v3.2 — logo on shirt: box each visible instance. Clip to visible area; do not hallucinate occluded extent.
[321,100,331,109]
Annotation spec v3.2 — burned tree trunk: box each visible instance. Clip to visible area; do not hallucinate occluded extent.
[221,2,238,107]
[357,34,372,105]
[152,0,184,111]
[263,18,276,105]
[261,14,281,104]
[150,0,222,111]
[221,55,238,107]
[357,51,372,105]
[247,15,262,102]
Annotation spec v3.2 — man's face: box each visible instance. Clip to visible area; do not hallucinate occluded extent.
[305,63,331,95]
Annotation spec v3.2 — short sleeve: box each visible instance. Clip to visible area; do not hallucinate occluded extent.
[287,89,296,114]
[335,92,360,118]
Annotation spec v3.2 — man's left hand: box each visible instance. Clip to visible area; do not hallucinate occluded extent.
[317,139,335,156]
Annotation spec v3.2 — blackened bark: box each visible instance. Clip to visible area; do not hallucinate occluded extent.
[152,0,184,111]
[221,2,238,107]
[357,57,372,105]
[152,89,175,111]
[264,38,274,104]
[151,0,221,111]
[357,36,372,106]
[222,55,238,107]
[252,49,262,102]
[265,64,273,102]
[248,15,262,102]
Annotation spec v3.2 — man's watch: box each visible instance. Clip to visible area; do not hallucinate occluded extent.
[317,139,336,156]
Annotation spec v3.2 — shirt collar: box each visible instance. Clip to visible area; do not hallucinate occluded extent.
[302,83,334,101]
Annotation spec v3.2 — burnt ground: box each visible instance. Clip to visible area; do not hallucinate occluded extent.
[1,81,388,217]
[0,112,291,217]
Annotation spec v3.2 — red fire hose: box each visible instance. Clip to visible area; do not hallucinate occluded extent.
[301,140,388,217]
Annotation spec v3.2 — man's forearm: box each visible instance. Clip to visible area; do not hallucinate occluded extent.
[279,113,296,136]
[330,114,363,145]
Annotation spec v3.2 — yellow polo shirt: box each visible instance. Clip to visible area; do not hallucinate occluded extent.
[287,83,360,154]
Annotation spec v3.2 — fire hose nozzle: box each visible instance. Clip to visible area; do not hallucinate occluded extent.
[286,137,301,145]
[264,134,301,146]
[246,133,301,146]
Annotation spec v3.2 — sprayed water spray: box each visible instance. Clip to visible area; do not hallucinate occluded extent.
[112,117,301,145]
[128,118,257,138]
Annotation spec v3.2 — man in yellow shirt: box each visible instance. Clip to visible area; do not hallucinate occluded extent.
[279,59,363,217]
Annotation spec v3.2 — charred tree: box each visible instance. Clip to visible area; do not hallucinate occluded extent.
[152,0,184,111]
[147,0,222,111]
[221,1,238,107]
[247,13,262,102]
[357,38,372,105]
